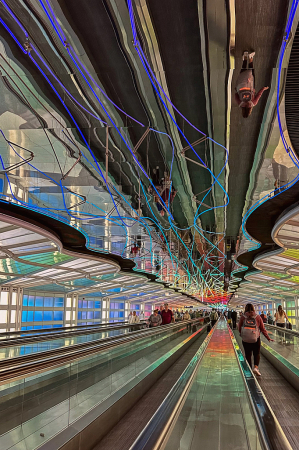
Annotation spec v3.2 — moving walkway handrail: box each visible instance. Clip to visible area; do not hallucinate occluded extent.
[0,321,147,348]
[265,323,299,337]
[0,319,204,384]
[129,321,216,450]
[0,318,205,348]
[0,320,130,339]
[228,326,292,450]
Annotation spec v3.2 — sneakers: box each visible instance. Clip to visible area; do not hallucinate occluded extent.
[253,367,261,376]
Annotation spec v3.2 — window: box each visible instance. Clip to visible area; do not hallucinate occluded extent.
[54,297,64,307]
[81,311,87,320]
[0,292,8,305]
[43,311,53,321]
[95,301,101,309]
[78,300,83,308]
[94,311,101,319]
[11,292,17,306]
[28,296,34,307]
[23,295,28,306]
[78,312,82,320]
[10,310,16,323]
[34,311,43,322]
[83,300,87,308]
[35,297,43,307]
[88,301,94,308]
[0,310,7,323]
[87,311,94,319]
[44,297,54,307]
[54,311,63,321]
[27,311,34,322]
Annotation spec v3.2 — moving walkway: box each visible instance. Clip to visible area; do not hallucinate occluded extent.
[0,318,206,450]
[2,319,299,450]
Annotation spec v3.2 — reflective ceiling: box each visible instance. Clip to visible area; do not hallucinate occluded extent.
[0,0,297,305]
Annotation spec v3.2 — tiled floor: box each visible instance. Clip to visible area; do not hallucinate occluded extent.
[165,320,262,450]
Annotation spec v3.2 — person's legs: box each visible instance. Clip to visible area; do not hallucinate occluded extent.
[253,338,261,367]
[277,322,284,340]
[242,341,253,368]
[232,319,236,329]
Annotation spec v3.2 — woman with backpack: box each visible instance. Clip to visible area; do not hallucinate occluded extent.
[235,51,269,118]
[238,303,273,376]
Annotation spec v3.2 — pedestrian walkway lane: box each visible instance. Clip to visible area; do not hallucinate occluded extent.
[165,319,263,450]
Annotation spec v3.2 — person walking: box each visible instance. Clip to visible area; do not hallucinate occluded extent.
[238,303,273,376]
[128,310,140,331]
[235,51,269,118]
[183,310,191,332]
[158,305,164,316]
[227,309,232,328]
[148,309,162,328]
[231,310,237,329]
[275,305,289,328]
[210,308,218,327]
[139,310,145,321]
[260,312,267,324]
[161,303,174,325]
[275,305,289,342]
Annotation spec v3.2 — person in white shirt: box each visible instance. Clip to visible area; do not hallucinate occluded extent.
[139,310,145,321]
[275,305,289,328]
[129,310,140,331]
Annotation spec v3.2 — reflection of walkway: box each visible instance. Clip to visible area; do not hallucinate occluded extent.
[227,0,289,238]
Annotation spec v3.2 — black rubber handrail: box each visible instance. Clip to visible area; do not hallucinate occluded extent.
[129,322,216,450]
[228,326,292,450]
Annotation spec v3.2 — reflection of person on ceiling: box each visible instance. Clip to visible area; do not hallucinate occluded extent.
[148,167,177,216]
[235,52,269,118]
[156,175,177,217]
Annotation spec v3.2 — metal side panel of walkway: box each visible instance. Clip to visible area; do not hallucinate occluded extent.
[164,320,263,450]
